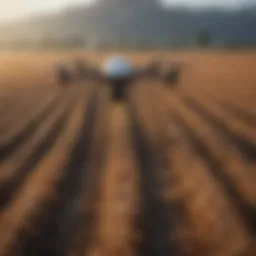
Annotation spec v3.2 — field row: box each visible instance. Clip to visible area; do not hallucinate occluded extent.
[0,79,254,256]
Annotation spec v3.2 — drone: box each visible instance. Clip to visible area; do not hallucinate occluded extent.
[57,56,183,101]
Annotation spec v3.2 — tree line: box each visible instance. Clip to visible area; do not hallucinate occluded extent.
[0,29,253,50]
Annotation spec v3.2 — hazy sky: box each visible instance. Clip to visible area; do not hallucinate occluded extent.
[0,0,255,21]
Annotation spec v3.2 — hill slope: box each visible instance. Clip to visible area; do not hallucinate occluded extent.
[0,0,256,46]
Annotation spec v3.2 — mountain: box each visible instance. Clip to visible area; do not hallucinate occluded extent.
[0,0,256,47]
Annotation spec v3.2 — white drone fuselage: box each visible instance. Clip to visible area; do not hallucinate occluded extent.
[101,56,134,80]
[100,56,135,101]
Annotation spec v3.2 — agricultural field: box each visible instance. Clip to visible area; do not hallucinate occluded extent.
[0,50,255,256]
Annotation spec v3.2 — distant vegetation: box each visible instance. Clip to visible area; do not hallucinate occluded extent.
[197,30,212,47]
[1,36,255,51]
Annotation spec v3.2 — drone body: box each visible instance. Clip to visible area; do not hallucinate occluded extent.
[102,56,134,80]
[56,55,183,100]
[101,56,134,101]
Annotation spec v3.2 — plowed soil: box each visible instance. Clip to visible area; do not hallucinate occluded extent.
[0,50,255,256]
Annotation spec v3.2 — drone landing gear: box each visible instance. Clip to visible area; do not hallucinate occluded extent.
[58,74,71,87]
[110,78,130,102]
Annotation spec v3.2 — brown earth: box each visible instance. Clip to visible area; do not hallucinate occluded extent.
[0,50,254,256]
